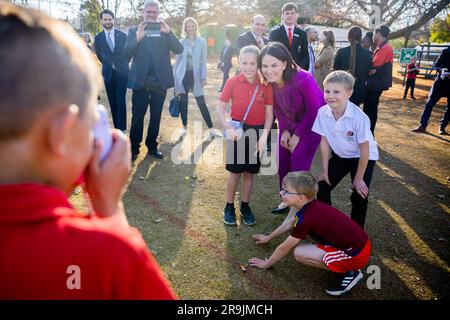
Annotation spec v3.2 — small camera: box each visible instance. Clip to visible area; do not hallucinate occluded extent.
[93,104,113,162]
[145,21,161,37]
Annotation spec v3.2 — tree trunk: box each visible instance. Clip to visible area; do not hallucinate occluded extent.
[404,32,411,47]
[185,0,193,17]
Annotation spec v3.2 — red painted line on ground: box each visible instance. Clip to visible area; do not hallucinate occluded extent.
[129,184,289,300]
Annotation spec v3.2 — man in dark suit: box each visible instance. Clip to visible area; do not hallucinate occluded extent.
[237,15,269,51]
[124,0,183,161]
[412,46,450,135]
[268,2,309,70]
[218,37,234,92]
[94,9,129,132]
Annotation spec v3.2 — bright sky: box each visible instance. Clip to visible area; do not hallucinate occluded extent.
[21,0,82,19]
[22,0,132,20]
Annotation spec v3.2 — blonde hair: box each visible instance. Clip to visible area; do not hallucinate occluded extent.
[181,17,200,38]
[239,45,260,59]
[323,70,355,91]
[282,171,318,200]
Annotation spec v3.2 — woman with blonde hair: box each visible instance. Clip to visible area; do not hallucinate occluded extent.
[314,29,335,90]
[173,17,218,136]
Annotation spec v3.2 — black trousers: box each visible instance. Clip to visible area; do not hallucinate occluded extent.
[221,67,231,89]
[130,86,167,155]
[363,89,383,134]
[404,78,416,97]
[179,70,213,128]
[317,152,376,228]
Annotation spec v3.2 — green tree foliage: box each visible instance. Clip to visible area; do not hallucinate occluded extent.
[81,0,102,34]
[430,15,450,43]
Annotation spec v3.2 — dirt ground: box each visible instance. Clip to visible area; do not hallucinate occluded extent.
[71,58,449,300]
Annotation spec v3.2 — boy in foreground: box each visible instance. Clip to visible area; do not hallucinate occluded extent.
[0,2,175,299]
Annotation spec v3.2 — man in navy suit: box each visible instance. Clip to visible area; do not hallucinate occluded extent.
[237,15,269,51]
[268,2,309,70]
[218,37,234,92]
[94,9,129,132]
[124,0,183,160]
[412,46,450,135]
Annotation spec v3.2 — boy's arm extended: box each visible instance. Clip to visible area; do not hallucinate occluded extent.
[353,141,369,199]
[249,236,301,269]
[252,208,296,244]
[317,135,331,185]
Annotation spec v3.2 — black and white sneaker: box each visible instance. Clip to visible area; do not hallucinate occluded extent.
[325,270,363,296]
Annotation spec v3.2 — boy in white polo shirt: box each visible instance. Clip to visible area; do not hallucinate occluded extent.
[312,71,379,228]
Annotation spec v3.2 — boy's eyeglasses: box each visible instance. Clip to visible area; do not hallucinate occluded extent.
[279,188,300,197]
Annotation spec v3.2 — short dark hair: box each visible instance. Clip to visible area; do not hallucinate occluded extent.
[375,25,390,38]
[260,42,299,82]
[281,2,297,14]
[364,31,374,43]
[100,9,114,19]
[0,2,100,141]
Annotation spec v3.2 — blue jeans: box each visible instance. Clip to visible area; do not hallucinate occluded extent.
[420,83,449,130]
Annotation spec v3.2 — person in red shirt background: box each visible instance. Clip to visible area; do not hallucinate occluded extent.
[363,25,394,134]
[403,58,420,100]
[0,2,176,300]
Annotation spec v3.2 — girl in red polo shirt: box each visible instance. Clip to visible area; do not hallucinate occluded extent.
[216,45,274,226]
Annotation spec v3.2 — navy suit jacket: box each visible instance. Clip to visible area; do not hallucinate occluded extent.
[124,27,183,90]
[237,31,268,51]
[432,47,450,98]
[94,29,129,82]
[219,46,234,71]
[269,24,309,70]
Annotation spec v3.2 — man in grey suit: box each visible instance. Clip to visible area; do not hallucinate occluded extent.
[124,0,183,161]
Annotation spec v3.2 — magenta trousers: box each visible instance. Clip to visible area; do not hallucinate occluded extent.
[277,132,321,188]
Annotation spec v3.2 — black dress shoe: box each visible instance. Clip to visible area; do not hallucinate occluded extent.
[149,150,164,159]
[271,206,290,214]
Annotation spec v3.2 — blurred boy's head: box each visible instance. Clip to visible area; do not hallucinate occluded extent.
[281,171,318,207]
[323,71,354,109]
[0,2,100,193]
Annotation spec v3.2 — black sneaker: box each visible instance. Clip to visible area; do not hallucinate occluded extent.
[223,205,237,226]
[325,270,363,296]
[240,205,256,226]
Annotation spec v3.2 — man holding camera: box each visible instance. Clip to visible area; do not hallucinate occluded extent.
[124,0,183,161]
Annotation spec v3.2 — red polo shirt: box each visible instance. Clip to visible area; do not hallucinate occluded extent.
[372,41,394,68]
[406,62,418,80]
[0,183,177,300]
[220,73,273,126]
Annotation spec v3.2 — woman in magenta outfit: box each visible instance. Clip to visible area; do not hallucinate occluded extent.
[260,42,325,213]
